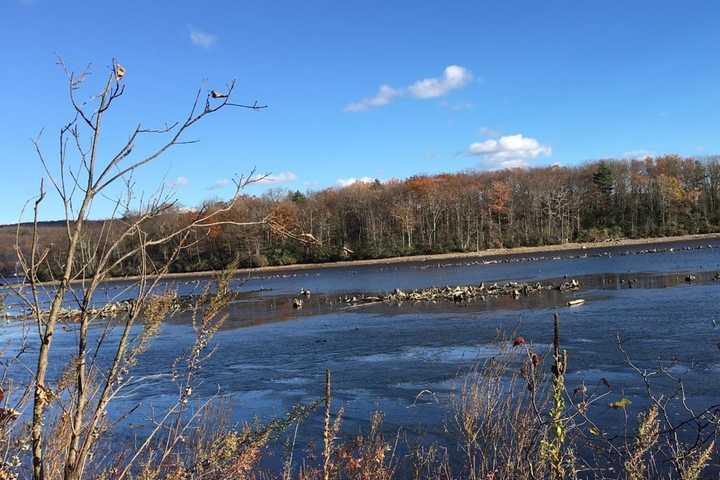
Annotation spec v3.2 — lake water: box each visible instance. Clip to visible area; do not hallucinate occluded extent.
[2,238,720,468]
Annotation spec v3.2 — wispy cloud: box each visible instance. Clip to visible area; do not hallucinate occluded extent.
[468,134,551,170]
[344,65,473,112]
[207,178,230,190]
[407,65,473,99]
[337,177,375,187]
[344,85,401,112]
[255,171,298,184]
[190,29,217,48]
[168,176,190,188]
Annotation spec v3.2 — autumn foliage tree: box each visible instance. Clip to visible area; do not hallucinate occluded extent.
[5,155,720,279]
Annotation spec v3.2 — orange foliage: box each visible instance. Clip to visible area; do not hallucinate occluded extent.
[270,201,300,231]
[487,181,512,215]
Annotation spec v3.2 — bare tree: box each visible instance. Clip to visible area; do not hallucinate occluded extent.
[13,58,268,480]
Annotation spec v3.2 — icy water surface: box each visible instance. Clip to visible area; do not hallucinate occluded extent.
[2,238,720,459]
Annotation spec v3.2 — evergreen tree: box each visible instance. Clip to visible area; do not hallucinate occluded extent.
[592,162,614,195]
[592,161,615,227]
[289,190,307,203]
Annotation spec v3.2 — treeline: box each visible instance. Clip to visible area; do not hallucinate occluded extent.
[3,155,720,279]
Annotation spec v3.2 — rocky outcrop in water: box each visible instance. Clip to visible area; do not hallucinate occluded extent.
[50,300,136,322]
[340,279,581,306]
[28,288,273,322]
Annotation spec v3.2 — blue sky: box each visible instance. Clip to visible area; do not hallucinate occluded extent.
[1,0,719,223]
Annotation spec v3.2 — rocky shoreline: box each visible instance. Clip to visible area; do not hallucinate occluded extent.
[8,234,718,288]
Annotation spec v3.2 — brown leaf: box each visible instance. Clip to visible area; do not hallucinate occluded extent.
[0,408,19,423]
[36,384,56,406]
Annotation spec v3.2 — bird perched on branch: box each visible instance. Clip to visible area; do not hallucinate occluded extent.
[114,63,126,80]
[210,90,228,99]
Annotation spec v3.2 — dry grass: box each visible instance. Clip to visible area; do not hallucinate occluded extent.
[624,406,659,480]
[451,353,547,479]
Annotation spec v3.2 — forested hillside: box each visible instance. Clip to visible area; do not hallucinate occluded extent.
[3,154,720,279]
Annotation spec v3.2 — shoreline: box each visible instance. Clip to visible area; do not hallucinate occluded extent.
[17,232,719,287]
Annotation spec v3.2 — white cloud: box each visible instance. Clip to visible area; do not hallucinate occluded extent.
[344,65,472,112]
[408,65,473,99]
[190,29,217,48]
[337,177,375,187]
[168,176,190,188]
[207,178,230,190]
[468,134,551,169]
[255,171,298,184]
[344,85,401,112]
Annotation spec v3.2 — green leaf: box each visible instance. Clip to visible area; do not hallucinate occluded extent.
[608,398,632,409]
